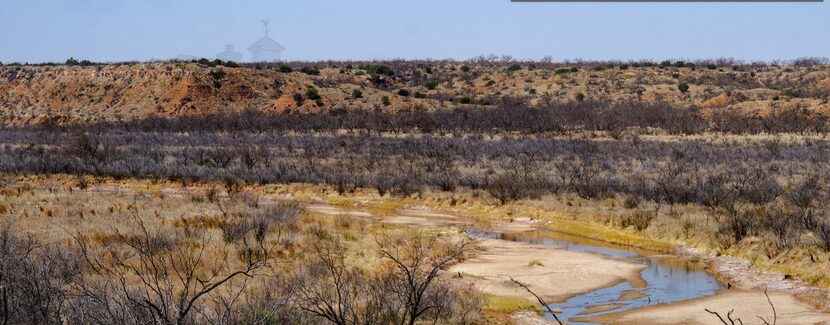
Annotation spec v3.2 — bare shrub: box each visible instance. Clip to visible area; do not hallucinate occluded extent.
[374,231,480,325]
[71,205,295,324]
[486,172,535,204]
[763,208,800,251]
[296,230,480,325]
[717,208,756,247]
[814,219,830,251]
[0,222,82,324]
[620,210,656,231]
[296,240,388,325]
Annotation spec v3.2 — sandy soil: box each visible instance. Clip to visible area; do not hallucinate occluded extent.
[577,290,830,325]
[491,216,541,233]
[511,311,558,325]
[578,303,628,315]
[305,204,373,217]
[448,239,646,303]
[678,246,830,312]
[618,289,648,301]
[382,215,456,227]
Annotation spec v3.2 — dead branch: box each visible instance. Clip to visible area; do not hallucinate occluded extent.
[705,308,743,325]
[509,277,563,325]
[757,289,777,325]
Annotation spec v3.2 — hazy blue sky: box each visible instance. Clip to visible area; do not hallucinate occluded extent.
[0,0,827,63]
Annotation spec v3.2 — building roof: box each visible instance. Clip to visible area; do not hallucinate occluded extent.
[248,35,285,52]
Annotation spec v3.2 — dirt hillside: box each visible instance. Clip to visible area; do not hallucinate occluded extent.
[1,61,828,125]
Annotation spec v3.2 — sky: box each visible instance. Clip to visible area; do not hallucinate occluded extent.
[0,0,827,63]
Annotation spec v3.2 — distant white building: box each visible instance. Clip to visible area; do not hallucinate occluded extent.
[216,44,243,62]
[248,20,285,62]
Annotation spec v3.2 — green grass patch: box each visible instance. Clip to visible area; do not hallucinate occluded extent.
[483,294,539,314]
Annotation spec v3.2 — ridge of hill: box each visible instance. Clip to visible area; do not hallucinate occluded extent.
[1,61,828,125]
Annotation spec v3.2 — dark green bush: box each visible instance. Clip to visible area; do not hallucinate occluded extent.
[293,93,304,106]
[506,64,522,72]
[300,66,320,75]
[362,64,394,76]
[209,70,225,80]
[304,87,321,100]
[277,64,293,73]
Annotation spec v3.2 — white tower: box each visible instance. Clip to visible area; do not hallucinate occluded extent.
[248,19,285,62]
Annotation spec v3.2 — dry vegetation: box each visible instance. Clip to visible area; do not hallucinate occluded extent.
[3,58,830,324]
[1,57,829,125]
[0,182,485,324]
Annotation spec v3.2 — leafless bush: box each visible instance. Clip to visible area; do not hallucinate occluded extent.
[70,205,297,324]
[762,206,800,250]
[620,210,656,231]
[296,240,388,325]
[486,172,536,204]
[296,232,481,325]
[0,222,82,325]
[814,219,830,251]
[374,231,480,325]
[717,208,757,247]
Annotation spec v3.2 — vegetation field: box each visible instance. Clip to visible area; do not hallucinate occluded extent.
[2,59,830,324]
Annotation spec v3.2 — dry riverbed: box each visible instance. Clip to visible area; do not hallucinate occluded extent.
[52,182,830,324]
[578,290,830,325]
[448,239,646,303]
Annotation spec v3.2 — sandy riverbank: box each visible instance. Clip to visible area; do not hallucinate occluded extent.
[448,238,646,303]
[577,290,830,325]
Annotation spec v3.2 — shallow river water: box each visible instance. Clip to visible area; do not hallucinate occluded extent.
[305,203,724,324]
[470,230,723,324]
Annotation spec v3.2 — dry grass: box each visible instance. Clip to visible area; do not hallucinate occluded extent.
[5,173,830,313]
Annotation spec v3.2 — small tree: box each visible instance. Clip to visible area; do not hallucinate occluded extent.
[300,66,320,75]
[375,231,478,325]
[293,93,304,106]
[277,64,293,73]
[305,86,321,100]
[678,83,690,93]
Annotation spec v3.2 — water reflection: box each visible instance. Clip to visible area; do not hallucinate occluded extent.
[468,229,723,325]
